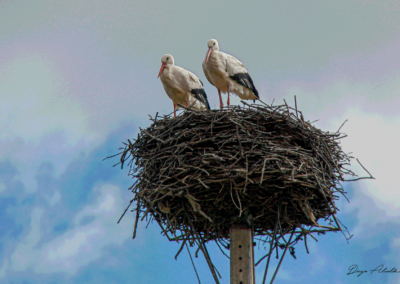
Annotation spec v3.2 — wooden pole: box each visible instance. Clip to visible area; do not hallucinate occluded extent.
[230,224,255,284]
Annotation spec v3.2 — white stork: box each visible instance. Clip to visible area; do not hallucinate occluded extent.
[202,39,259,109]
[158,54,210,117]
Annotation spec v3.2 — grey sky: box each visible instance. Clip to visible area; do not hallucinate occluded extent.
[2,1,399,67]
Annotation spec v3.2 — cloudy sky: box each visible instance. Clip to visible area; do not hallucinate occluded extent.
[1,0,400,283]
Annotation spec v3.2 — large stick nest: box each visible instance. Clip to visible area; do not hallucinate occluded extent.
[116,101,358,244]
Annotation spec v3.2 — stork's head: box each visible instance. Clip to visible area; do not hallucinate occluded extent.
[206,39,219,63]
[158,54,174,78]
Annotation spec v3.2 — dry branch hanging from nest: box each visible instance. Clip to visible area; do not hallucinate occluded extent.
[108,100,372,283]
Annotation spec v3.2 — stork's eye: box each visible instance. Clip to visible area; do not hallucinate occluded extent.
[213,43,215,46]
[167,57,169,60]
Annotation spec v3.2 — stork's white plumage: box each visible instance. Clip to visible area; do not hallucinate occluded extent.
[158,54,210,117]
[202,39,259,109]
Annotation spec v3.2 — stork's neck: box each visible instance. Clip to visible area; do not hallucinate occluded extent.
[164,64,173,73]
[160,65,174,79]
[206,49,222,64]
[205,48,217,61]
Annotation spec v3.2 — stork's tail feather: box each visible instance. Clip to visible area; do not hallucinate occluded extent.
[229,72,258,99]
[190,88,211,110]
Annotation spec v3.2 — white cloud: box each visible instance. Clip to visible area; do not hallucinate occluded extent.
[0,183,134,277]
[279,72,400,221]
[0,54,90,145]
[255,265,291,282]
[329,108,400,217]
[392,238,400,248]
[0,183,6,193]
[7,207,44,272]
[46,189,61,206]
[0,53,107,193]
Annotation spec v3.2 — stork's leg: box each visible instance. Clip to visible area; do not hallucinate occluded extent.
[186,101,189,107]
[174,104,176,118]
[227,85,230,109]
[218,89,223,110]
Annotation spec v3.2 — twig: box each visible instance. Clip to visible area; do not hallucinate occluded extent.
[186,243,201,284]
[262,219,279,284]
[132,199,141,239]
[118,198,134,224]
[336,119,348,133]
[344,158,375,181]
[270,227,296,283]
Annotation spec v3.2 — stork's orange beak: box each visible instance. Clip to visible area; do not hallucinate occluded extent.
[158,62,167,78]
[206,46,213,63]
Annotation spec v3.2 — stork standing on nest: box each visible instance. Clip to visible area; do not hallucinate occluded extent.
[202,39,259,109]
[158,54,210,117]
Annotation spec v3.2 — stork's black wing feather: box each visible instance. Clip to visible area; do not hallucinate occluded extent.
[190,88,211,110]
[229,73,259,100]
